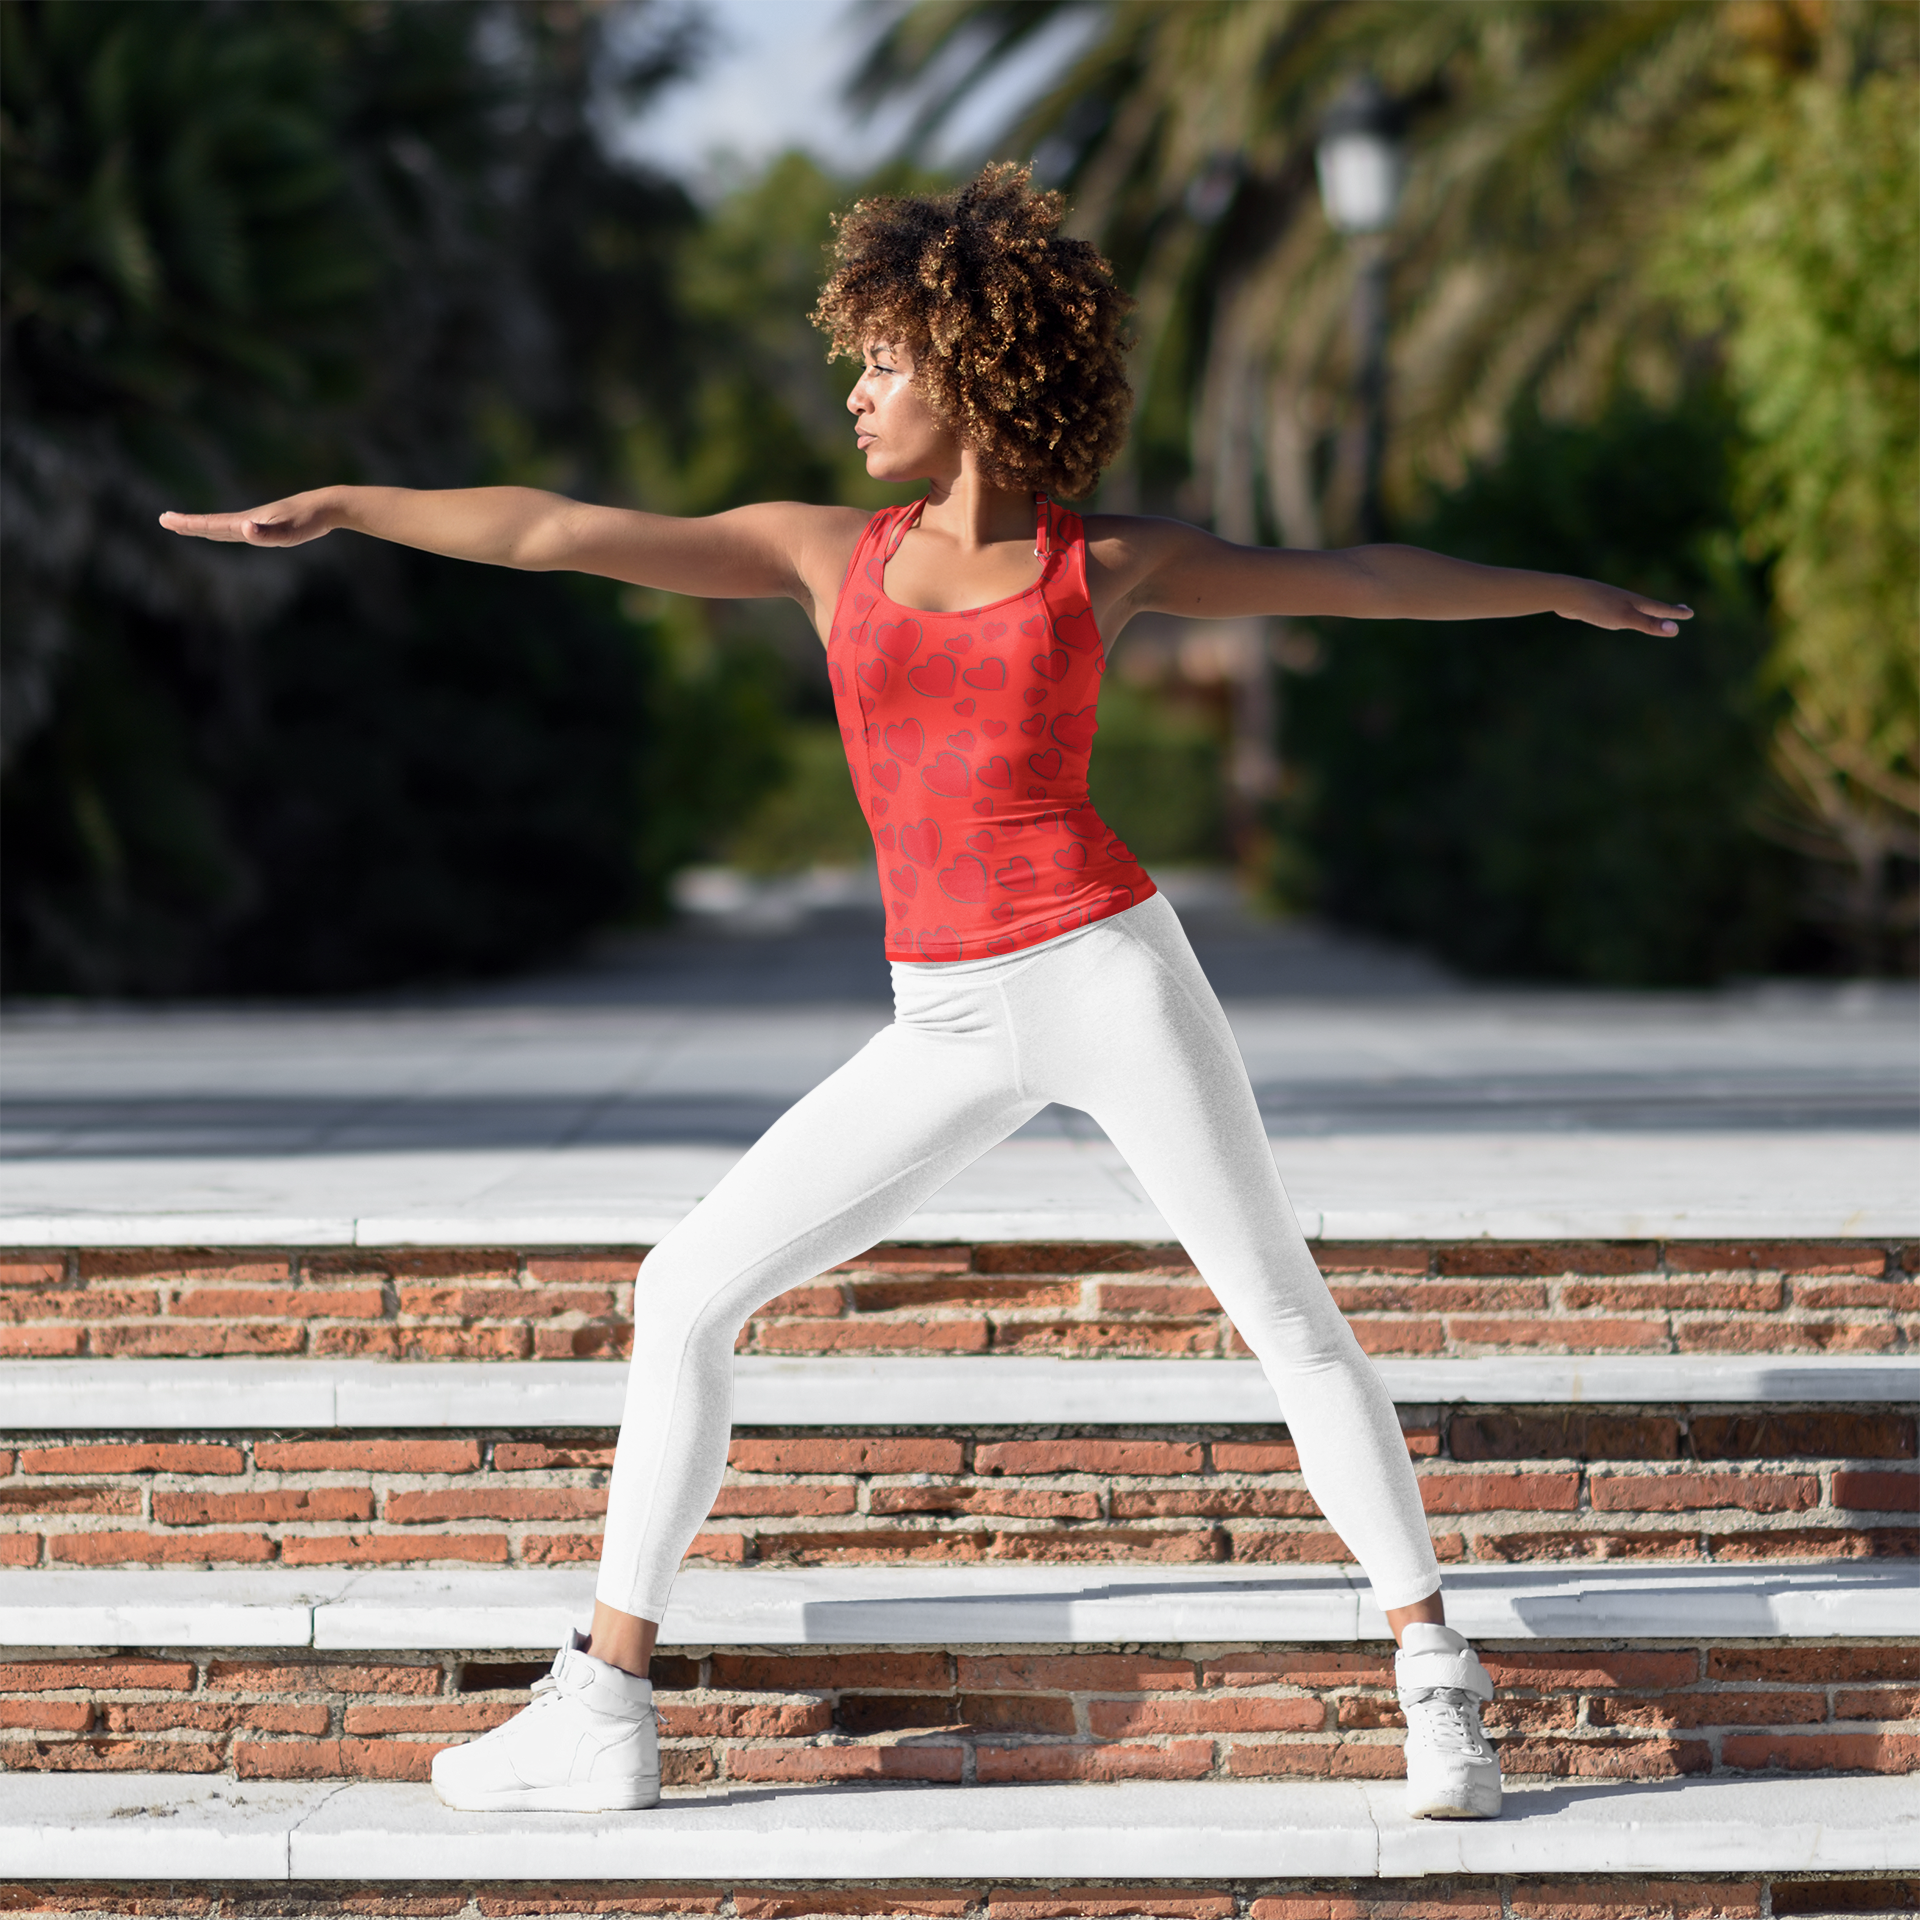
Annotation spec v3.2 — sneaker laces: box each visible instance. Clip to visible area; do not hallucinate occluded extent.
[1404,1684,1492,1759]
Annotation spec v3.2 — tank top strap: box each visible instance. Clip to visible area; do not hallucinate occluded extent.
[882,494,1053,564]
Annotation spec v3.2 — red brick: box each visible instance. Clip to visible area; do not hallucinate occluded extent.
[1094,1282,1221,1314]
[1562,1278,1783,1310]
[0,1258,66,1286]
[849,1277,1078,1311]
[1712,1647,1920,1685]
[990,1894,1232,1920]
[1768,1886,1920,1920]
[1445,1317,1668,1348]
[206,1660,440,1693]
[871,1486,1102,1519]
[1088,1696,1324,1735]
[1690,1412,1915,1460]
[657,1701,836,1738]
[50,1531,272,1565]
[1832,1470,1918,1511]
[173,1288,384,1318]
[1224,1741,1393,1779]
[524,1256,643,1285]
[0,1534,39,1565]
[975,1441,1202,1476]
[710,1652,952,1691]
[988,1526,1224,1563]
[1110,1489,1319,1519]
[341,1702,515,1734]
[92,1325,306,1356]
[4,1739,227,1774]
[1590,1472,1817,1512]
[1419,1473,1580,1513]
[1222,1529,1360,1566]
[1509,1880,1762,1918]
[491,1442,617,1470]
[727,1439,964,1475]
[1213,1441,1302,1472]
[1310,1244,1431,1274]
[478,1889,723,1916]
[384,1489,607,1523]
[1796,1279,1920,1308]
[1251,1895,1500,1920]
[724,1745,963,1782]
[1495,1735,1711,1780]
[0,1700,95,1730]
[152,1488,373,1524]
[1436,1243,1658,1276]
[1671,1242,1884,1275]
[1723,1729,1919,1771]
[988,1320,1215,1355]
[21,1444,244,1476]
[1678,1321,1898,1354]
[78,1253,291,1281]
[1201,1650,1392,1688]
[737,1895,973,1919]
[1470,1529,1700,1563]
[0,1486,140,1516]
[710,1485,861,1517]
[378,1251,519,1279]
[0,1287,158,1323]
[1480,1651,1698,1690]
[531,1325,630,1359]
[1349,1320,1445,1354]
[975,1739,1213,1782]
[279,1533,508,1565]
[971,1243,1188,1275]
[1589,1691,1827,1729]
[1335,1283,1548,1311]
[1707,1526,1914,1560]
[521,1532,602,1565]
[0,1656,195,1693]
[0,1328,84,1355]
[958,1653,1195,1692]
[756,1320,990,1353]
[1835,1685,1920,1719]
[395,1285,610,1318]
[254,1440,481,1473]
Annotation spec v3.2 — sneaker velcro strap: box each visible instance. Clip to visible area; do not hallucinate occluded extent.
[1396,1649,1493,1700]
[553,1648,655,1719]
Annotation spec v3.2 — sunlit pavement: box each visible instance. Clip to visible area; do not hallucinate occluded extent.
[3,871,1914,1246]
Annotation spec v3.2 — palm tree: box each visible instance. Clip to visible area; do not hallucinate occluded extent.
[856,0,1917,962]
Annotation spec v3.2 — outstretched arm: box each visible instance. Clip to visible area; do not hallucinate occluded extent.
[159,486,865,624]
[1093,517,1691,636]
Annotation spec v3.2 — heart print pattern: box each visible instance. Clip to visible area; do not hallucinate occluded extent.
[827,495,1156,962]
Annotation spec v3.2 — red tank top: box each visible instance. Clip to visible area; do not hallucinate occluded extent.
[827,494,1156,963]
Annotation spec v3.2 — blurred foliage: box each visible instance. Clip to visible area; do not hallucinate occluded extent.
[1287,393,1793,985]
[722,721,873,876]
[1087,680,1226,867]
[1659,29,1918,969]
[1,0,787,993]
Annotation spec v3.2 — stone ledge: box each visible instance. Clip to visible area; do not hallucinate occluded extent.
[4,1772,1916,1880]
[4,1354,1914,1431]
[2,1561,1913,1650]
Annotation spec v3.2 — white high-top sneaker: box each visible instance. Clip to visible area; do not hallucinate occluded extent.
[1395,1622,1502,1819]
[431,1629,660,1812]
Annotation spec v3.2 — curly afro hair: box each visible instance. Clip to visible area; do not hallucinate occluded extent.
[812,162,1134,500]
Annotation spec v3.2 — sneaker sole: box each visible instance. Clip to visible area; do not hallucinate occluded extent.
[432,1782,661,1813]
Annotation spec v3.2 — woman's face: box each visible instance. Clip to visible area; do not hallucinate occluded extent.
[847,336,960,483]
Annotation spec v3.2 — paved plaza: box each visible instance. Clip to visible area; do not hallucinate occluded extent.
[3,874,1914,1244]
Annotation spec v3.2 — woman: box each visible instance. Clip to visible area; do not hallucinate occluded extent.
[164,164,1689,1821]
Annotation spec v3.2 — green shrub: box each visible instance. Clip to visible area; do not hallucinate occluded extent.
[1286,394,1796,984]
[1088,679,1226,867]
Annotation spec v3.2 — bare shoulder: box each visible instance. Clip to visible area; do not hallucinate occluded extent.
[1079,511,1214,615]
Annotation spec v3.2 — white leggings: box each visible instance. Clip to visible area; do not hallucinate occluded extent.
[597,892,1441,1618]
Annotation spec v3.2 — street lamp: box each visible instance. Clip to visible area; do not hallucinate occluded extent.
[1316,77,1406,541]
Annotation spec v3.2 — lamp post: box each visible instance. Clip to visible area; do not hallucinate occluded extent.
[1316,77,1406,543]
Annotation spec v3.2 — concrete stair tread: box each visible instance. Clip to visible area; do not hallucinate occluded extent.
[6,1354,1914,1430]
[3,1561,1912,1648]
[6,1771,1916,1879]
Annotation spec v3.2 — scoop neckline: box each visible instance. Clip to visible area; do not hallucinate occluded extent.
[874,499,1058,621]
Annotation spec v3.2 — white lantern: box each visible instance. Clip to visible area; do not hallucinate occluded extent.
[1315,77,1406,235]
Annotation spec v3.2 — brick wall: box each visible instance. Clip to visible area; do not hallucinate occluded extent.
[4,1640,1915,1787]
[3,1242,1915,1362]
[3,1412,1914,1573]
[4,1877,1918,1919]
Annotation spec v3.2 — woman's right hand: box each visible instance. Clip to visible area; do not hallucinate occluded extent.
[159,488,341,546]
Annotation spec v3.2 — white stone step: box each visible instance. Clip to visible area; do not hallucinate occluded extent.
[2,1562,1911,1650]
[6,1353,1913,1431]
[5,1772,1916,1879]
